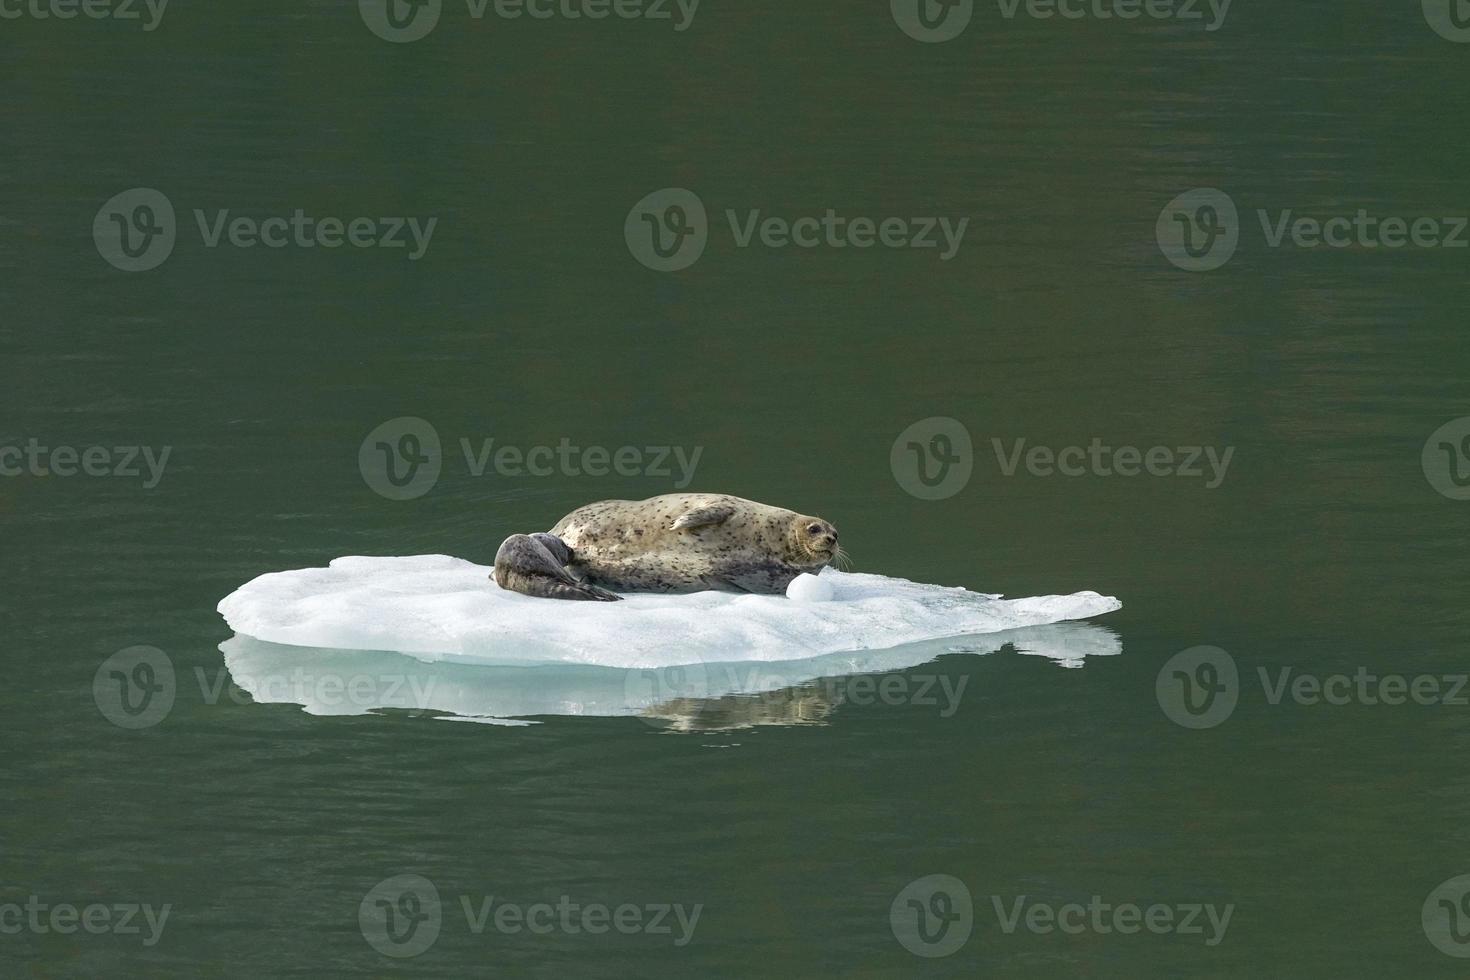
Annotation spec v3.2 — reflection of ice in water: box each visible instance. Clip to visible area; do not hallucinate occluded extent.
[220,621,1122,730]
[965,621,1122,670]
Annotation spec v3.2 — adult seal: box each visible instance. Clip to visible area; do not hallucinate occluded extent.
[492,493,843,601]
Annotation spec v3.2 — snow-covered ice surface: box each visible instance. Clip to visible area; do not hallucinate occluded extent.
[217,555,1121,668]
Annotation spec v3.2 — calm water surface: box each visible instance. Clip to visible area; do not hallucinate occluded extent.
[4,1,1470,975]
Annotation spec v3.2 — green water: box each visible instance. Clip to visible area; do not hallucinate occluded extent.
[5,0,1470,975]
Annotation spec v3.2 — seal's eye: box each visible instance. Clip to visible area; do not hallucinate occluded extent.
[806,523,822,534]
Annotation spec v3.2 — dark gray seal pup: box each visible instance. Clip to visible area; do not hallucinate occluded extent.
[492,493,842,601]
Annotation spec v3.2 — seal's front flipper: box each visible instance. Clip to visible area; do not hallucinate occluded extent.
[670,504,735,532]
[493,533,621,601]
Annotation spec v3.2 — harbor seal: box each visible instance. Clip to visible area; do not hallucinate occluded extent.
[492,493,842,601]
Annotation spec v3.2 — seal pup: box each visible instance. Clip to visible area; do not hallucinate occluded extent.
[492,493,842,601]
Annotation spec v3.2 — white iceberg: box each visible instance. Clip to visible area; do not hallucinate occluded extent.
[216,555,1120,668]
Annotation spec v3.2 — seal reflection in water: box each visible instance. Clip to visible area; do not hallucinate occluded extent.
[493,493,844,601]
[644,683,841,732]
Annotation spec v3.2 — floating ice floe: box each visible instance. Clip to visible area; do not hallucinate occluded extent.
[217,555,1121,669]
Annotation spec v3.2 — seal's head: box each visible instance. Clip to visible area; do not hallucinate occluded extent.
[788,514,843,570]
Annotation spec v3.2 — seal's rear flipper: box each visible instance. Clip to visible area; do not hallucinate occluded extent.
[493,533,621,601]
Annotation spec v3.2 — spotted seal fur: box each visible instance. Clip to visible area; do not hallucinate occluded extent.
[492,493,842,601]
